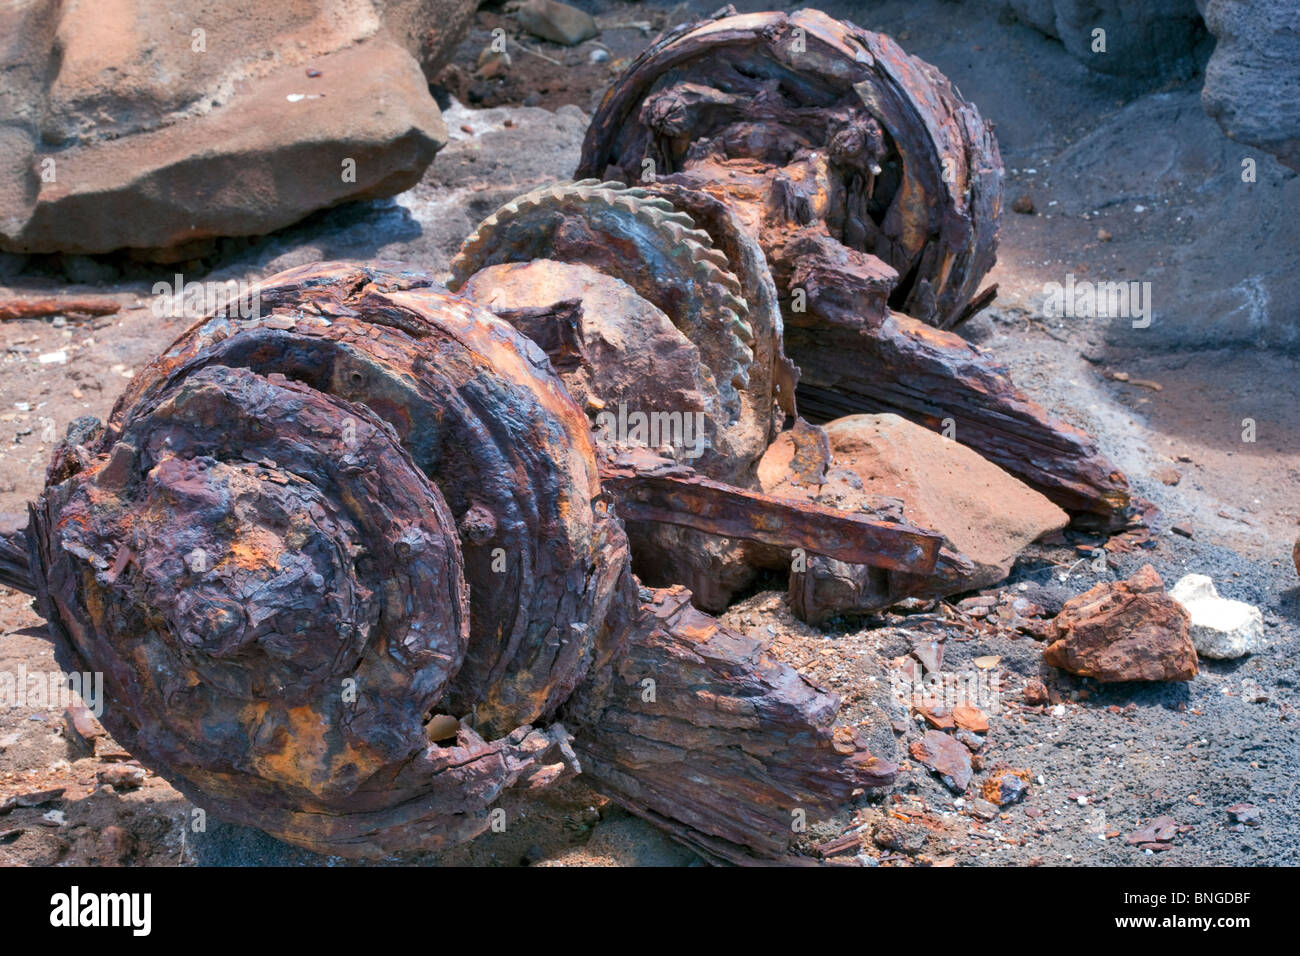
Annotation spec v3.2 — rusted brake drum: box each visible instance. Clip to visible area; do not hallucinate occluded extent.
[29,262,629,856]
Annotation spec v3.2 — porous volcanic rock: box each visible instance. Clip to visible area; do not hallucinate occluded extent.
[1202,0,1300,171]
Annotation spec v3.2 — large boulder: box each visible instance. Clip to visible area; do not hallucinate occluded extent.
[1202,0,1300,171]
[0,0,476,258]
[762,414,1069,593]
[1043,565,1198,682]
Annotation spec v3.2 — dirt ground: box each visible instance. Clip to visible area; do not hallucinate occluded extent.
[0,0,1295,866]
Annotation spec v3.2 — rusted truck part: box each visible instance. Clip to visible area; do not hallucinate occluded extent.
[787,315,1133,527]
[574,7,1130,529]
[599,452,942,575]
[576,6,999,329]
[565,586,896,863]
[2,262,893,861]
[449,180,1025,614]
[450,178,783,487]
[451,179,796,610]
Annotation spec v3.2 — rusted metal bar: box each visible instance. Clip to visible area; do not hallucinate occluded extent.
[600,460,942,575]
[0,296,121,320]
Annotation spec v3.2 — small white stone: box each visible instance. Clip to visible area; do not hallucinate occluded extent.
[1169,574,1265,659]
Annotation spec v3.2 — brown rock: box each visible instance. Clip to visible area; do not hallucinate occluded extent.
[1043,565,1198,682]
[1153,466,1181,486]
[97,764,146,791]
[515,0,599,46]
[1011,193,1035,214]
[1293,537,1299,578]
[763,414,1069,598]
[1022,677,1049,705]
[953,703,989,733]
[910,730,972,792]
[0,2,470,256]
[96,825,136,865]
[917,705,955,730]
[1125,815,1183,846]
[872,820,927,854]
[0,788,64,814]
[424,714,460,741]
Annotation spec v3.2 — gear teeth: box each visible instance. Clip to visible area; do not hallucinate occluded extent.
[450,178,756,421]
[695,247,730,269]
[722,292,750,318]
[723,309,754,344]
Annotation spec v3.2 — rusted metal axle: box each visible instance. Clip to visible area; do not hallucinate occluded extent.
[3,261,897,862]
[0,9,1136,864]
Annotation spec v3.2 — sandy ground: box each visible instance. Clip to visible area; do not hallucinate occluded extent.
[0,0,1296,866]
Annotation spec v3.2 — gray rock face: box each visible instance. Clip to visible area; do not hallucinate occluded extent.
[1044,90,1300,351]
[0,0,475,258]
[1202,0,1300,171]
[1001,0,1207,79]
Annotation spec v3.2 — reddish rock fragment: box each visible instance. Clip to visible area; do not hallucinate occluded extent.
[910,730,972,792]
[96,825,136,865]
[1227,804,1262,827]
[97,765,146,790]
[1043,565,1197,682]
[953,703,989,733]
[1126,815,1184,846]
[918,705,956,730]
[1023,677,1050,705]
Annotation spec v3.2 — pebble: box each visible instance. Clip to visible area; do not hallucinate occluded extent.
[515,0,599,46]
[1226,803,1262,827]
